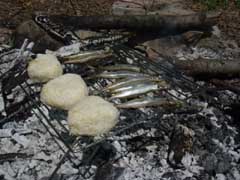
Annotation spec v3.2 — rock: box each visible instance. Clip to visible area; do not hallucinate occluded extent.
[14,20,63,53]
[168,124,195,166]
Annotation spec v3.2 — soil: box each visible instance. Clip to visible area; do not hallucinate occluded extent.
[190,0,240,46]
[0,0,115,27]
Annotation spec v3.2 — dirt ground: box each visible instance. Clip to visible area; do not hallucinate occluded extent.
[0,0,115,26]
[0,0,239,45]
[190,0,240,46]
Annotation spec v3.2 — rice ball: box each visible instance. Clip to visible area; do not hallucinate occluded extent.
[40,73,88,110]
[68,96,119,136]
[27,54,63,83]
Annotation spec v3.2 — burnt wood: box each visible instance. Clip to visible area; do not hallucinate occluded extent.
[174,59,240,79]
[48,12,219,33]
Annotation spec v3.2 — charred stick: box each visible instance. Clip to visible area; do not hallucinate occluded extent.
[174,59,240,79]
[48,12,219,32]
[0,153,33,162]
[210,79,240,94]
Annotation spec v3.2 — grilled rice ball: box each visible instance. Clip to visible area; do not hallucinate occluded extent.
[27,54,63,83]
[40,73,88,110]
[68,96,119,136]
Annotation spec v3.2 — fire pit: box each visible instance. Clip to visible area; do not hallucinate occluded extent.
[0,15,240,180]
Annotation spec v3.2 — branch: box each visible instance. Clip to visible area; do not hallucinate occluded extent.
[46,12,220,32]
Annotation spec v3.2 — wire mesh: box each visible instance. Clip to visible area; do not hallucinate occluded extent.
[1,39,238,179]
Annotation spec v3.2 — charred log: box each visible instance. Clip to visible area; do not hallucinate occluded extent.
[47,12,219,33]
[210,79,240,94]
[174,59,240,79]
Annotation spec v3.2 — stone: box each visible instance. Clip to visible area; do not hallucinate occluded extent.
[14,20,63,53]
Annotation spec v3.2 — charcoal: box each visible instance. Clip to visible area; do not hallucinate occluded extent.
[183,177,197,180]
[201,153,218,174]
[162,172,179,180]
[82,141,117,166]
[40,174,63,180]
[1,71,34,121]
[168,124,195,166]
[94,163,125,180]
[0,153,33,162]
[216,160,231,174]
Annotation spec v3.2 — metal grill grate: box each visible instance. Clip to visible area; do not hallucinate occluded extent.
[0,40,238,179]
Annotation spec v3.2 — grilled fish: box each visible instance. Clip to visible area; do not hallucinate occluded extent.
[110,82,164,99]
[99,64,141,72]
[111,81,165,93]
[93,71,150,79]
[62,48,112,64]
[116,97,182,108]
[104,77,166,91]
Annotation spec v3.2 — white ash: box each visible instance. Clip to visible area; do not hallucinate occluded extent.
[212,137,240,163]
[49,43,83,57]
[1,93,239,180]
[118,147,203,180]
[176,37,240,61]
[199,104,221,128]
[0,129,14,138]
[168,88,192,100]
[11,133,30,148]
[126,57,134,64]
[0,108,77,180]
[1,41,240,180]
[181,153,203,175]
[0,87,4,112]
[212,26,221,38]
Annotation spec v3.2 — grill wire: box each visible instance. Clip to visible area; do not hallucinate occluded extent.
[0,38,238,179]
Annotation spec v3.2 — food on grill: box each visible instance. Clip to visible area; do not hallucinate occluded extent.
[99,64,141,72]
[27,54,63,83]
[62,48,112,64]
[116,97,182,109]
[111,79,168,93]
[92,71,150,79]
[40,73,88,110]
[110,82,165,99]
[104,77,165,91]
[68,96,119,136]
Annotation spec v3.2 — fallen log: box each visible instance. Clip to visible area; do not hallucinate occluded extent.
[210,79,240,94]
[47,12,219,32]
[174,59,240,79]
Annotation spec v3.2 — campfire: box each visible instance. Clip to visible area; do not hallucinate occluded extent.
[0,1,240,180]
